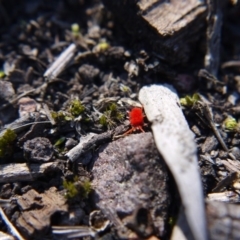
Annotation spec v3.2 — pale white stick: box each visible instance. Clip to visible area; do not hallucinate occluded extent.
[52,226,96,238]
[0,207,25,240]
[0,231,15,240]
[139,84,207,240]
[66,133,96,162]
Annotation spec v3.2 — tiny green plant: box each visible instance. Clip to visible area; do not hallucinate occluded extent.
[95,41,110,52]
[223,117,238,132]
[63,179,79,199]
[99,114,108,128]
[80,179,92,199]
[0,129,17,157]
[71,23,81,37]
[180,93,200,107]
[51,111,73,122]
[51,111,58,121]
[109,103,124,120]
[69,99,85,117]
[51,100,85,125]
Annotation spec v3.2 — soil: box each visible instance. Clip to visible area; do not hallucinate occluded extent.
[1,0,240,239]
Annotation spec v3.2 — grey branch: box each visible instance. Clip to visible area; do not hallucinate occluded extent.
[44,43,77,81]
[0,162,61,183]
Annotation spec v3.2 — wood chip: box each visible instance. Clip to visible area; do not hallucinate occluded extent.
[138,84,207,240]
[207,191,240,203]
[102,0,207,64]
[16,187,67,238]
[66,124,129,162]
[212,171,239,192]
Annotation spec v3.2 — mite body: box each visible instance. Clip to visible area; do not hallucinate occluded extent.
[124,108,145,135]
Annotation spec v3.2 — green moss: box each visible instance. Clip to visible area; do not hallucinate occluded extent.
[51,111,58,120]
[180,93,200,107]
[63,178,92,200]
[0,71,5,78]
[80,180,92,199]
[109,103,124,122]
[99,103,124,129]
[63,179,79,199]
[69,100,85,117]
[56,111,66,121]
[51,111,73,123]
[0,129,17,157]
[223,117,238,132]
[50,100,85,125]
[99,114,108,127]
[109,103,117,112]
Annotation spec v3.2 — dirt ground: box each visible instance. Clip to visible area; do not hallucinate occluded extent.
[1,0,240,239]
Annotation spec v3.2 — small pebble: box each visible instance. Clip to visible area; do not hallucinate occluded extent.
[230,147,240,159]
[18,97,38,117]
[23,137,54,162]
[0,80,15,100]
[65,138,78,150]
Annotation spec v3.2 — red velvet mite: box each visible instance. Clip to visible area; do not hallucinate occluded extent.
[129,107,144,127]
[123,107,145,135]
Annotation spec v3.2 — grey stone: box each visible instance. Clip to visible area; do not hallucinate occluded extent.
[23,137,53,162]
[91,132,170,237]
[0,80,15,100]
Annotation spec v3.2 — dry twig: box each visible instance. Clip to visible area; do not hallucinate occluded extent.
[66,124,129,162]
[44,43,77,81]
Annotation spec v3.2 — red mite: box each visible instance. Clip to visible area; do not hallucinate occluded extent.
[123,107,145,135]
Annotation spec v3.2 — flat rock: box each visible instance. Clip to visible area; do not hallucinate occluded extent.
[91,132,170,238]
